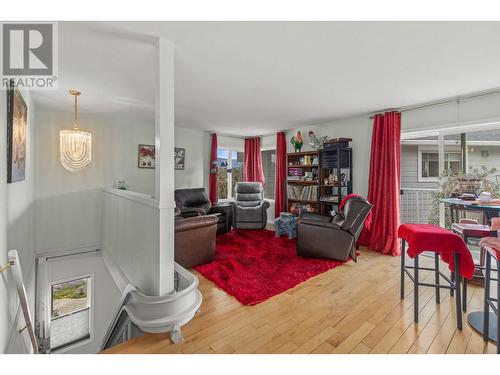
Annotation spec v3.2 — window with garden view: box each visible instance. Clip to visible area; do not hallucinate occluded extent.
[217,148,244,200]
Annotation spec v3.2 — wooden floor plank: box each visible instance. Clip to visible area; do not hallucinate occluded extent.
[103,249,490,354]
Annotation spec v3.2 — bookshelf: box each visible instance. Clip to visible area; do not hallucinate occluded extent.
[286,150,320,215]
[285,139,353,216]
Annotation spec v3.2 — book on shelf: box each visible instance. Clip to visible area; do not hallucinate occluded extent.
[288,154,319,166]
[320,195,339,203]
[287,185,318,201]
[288,168,304,176]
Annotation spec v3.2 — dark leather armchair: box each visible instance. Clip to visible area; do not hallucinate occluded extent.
[296,197,373,261]
[231,182,270,229]
[175,188,232,235]
[175,215,218,268]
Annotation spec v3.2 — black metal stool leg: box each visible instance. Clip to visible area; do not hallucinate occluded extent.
[483,252,491,342]
[454,254,463,330]
[450,272,455,297]
[414,254,419,323]
[434,252,440,304]
[462,234,468,312]
[401,240,406,300]
[462,277,467,312]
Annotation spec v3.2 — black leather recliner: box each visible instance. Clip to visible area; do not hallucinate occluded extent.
[174,188,232,235]
[231,182,270,229]
[296,197,373,261]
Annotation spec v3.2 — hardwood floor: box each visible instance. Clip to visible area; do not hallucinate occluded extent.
[104,248,498,354]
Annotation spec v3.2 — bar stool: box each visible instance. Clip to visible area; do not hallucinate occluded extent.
[451,219,494,311]
[398,224,475,330]
[483,244,499,353]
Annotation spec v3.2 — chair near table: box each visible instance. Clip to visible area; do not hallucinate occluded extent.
[481,243,500,353]
[451,218,495,311]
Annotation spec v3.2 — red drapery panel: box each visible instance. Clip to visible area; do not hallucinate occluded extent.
[209,133,218,204]
[243,137,265,184]
[358,112,401,256]
[274,132,287,218]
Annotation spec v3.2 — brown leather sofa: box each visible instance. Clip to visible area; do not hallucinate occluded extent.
[296,197,373,262]
[175,188,232,235]
[175,214,218,269]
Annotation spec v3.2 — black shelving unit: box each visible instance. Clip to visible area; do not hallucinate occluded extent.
[318,138,353,215]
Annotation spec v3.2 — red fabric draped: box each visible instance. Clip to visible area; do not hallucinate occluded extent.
[358,112,401,256]
[209,133,218,204]
[274,132,287,218]
[243,137,265,184]
[398,224,475,279]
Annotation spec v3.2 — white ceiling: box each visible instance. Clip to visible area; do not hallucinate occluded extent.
[33,21,500,136]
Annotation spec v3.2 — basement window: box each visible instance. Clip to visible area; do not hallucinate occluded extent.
[50,276,92,351]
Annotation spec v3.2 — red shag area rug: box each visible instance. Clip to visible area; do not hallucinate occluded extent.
[194,229,350,305]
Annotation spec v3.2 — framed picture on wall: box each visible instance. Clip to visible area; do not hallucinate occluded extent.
[175,147,185,170]
[7,80,28,183]
[138,144,156,169]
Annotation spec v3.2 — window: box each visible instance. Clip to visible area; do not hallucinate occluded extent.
[418,147,461,181]
[261,149,276,199]
[217,148,243,200]
[50,276,91,351]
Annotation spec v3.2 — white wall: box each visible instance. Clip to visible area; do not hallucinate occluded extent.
[286,115,373,196]
[0,87,37,353]
[35,110,155,253]
[174,127,209,190]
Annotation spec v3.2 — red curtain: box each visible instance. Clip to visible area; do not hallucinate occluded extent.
[274,132,287,218]
[358,112,401,256]
[243,137,265,184]
[209,133,218,204]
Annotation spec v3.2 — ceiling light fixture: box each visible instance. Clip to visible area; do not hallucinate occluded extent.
[60,90,92,172]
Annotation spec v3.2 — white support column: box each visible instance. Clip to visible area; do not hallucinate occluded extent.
[155,38,175,295]
[438,133,446,227]
[438,133,445,176]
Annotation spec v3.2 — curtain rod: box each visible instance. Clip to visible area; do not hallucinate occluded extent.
[210,131,281,139]
[369,86,500,119]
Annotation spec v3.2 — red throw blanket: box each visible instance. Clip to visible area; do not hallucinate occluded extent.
[398,224,475,279]
[339,194,372,228]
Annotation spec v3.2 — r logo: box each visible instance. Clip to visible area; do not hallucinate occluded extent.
[2,23,53,76]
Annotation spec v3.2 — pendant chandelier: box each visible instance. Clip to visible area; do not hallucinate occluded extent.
[60,90,92,172]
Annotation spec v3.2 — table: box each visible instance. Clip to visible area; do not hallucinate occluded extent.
[441,198,500,224]
[442,198,499,343]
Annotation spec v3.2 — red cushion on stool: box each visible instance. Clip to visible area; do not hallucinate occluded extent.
[451,223,493,238]
[398,223,475,279]
[479,237,500,261]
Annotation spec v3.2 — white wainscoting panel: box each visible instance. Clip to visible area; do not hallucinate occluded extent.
[102,188,161,295]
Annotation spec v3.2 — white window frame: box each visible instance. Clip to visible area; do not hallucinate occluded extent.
[260,146,276,202]
[49,274,94,354]
[417,145,461,182]
[217,146,244,202]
